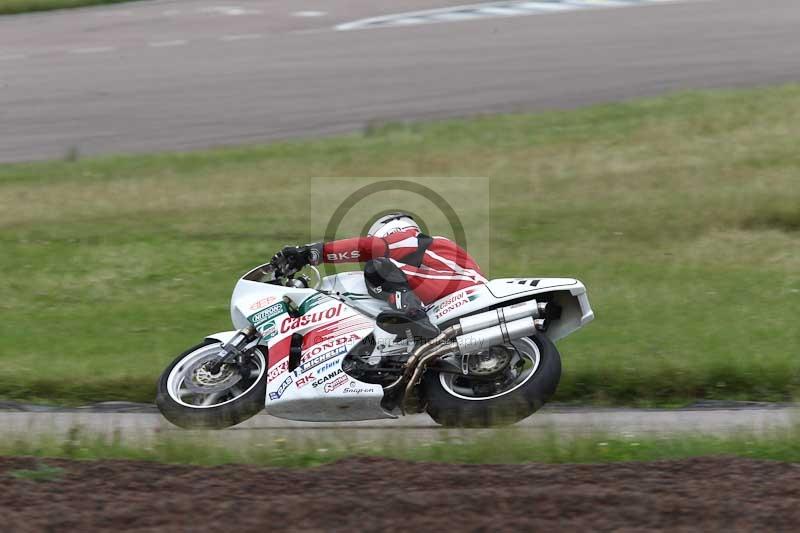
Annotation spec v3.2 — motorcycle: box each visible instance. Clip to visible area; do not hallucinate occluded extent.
[156,257,594,428]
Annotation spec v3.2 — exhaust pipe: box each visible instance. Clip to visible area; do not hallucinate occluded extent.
[457,299,545,335]
[455,316,539,355]
[399,316,541,413]
[393,300,543,387]
[384,298,549,413]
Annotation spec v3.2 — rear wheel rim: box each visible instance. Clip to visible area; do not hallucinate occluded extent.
[438,337,541,401]
[166,343,266,409]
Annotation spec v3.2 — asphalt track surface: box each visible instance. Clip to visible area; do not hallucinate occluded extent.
[2,0,800,162]
[2,405,796,445]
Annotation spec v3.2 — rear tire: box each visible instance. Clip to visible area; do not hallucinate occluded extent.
[156,340,267,429]
[424,334,561,427]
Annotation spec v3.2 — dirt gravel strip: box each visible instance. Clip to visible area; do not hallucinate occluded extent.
[1,456,799,531]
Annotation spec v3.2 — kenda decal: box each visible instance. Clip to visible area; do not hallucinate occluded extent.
[267,359,289,383]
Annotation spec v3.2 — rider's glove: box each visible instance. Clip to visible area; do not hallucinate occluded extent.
[273,243,323,274]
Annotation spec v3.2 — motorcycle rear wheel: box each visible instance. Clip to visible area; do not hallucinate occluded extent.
[423,334,561,427]
[156,339,267,429]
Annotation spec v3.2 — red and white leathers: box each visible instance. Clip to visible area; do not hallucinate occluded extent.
[321,229,487,305]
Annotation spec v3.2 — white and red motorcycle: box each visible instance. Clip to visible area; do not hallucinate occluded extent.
[156,258,594,428]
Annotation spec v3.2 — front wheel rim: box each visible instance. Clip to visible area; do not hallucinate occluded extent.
[438,337,541,401]
[165,343,266,409]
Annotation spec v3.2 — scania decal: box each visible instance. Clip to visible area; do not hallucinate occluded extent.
[268,375,292,400]
[312,368,343,388]
[249,302,286,325]
[280,303,343,334]
[323,374,349,393]
[294,345,346,375]
[430,288,480,319]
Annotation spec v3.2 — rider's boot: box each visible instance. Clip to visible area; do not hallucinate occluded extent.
[376,289,440,340]
[365,257,439,340]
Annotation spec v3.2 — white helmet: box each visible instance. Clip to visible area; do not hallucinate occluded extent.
[367,212,420,238]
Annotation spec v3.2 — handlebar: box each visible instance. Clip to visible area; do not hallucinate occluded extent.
[267,256,322,290]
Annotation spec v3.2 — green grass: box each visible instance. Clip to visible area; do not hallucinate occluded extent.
[4,426,800,467]
[0,0,137,16]
[8,461,65,482]
[1,84,799,405]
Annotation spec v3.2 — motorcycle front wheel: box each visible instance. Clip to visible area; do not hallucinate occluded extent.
[423,334,561,427]
[156,339,267,429]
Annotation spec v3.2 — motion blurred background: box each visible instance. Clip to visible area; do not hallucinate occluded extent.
[0,0,799,530]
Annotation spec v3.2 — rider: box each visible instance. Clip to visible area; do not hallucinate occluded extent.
[274,212,487,338]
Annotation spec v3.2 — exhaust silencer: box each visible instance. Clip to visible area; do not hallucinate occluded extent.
[455,316,538,355]
[458,299,546,335]
[390,299,549,413]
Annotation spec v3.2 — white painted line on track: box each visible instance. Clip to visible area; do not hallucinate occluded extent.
[220,33,263,41]
[514,1,574,11]
[292,10,326,17]
[336,0,694,30]
[148,40,188,48]
[200,6,261,16]
[69,46,117,54]
[162,9,180,16]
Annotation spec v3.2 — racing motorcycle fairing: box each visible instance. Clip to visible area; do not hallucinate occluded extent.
[317,270,390,318]
[158,255,594,429]
[426,278,594,342]
[228,267,393,421]
[318,271,594,342]
[223,264,594,422]
[204,330,240,345]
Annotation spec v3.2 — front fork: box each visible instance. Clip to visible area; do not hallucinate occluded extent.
[208,326,260,373]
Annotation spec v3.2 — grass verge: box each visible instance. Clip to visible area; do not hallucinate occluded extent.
[0,0,136,16]
[4,426,800,467]
[1,84,799,405]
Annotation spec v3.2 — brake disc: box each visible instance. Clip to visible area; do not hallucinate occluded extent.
[183,352,243,394]
[467,345,514,376]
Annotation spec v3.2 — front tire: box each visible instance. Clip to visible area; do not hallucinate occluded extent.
[156,340,267,429]
[424,334,561,427]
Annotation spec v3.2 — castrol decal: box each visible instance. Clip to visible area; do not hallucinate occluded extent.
[430,288,480,319]
[280,303,343,334]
